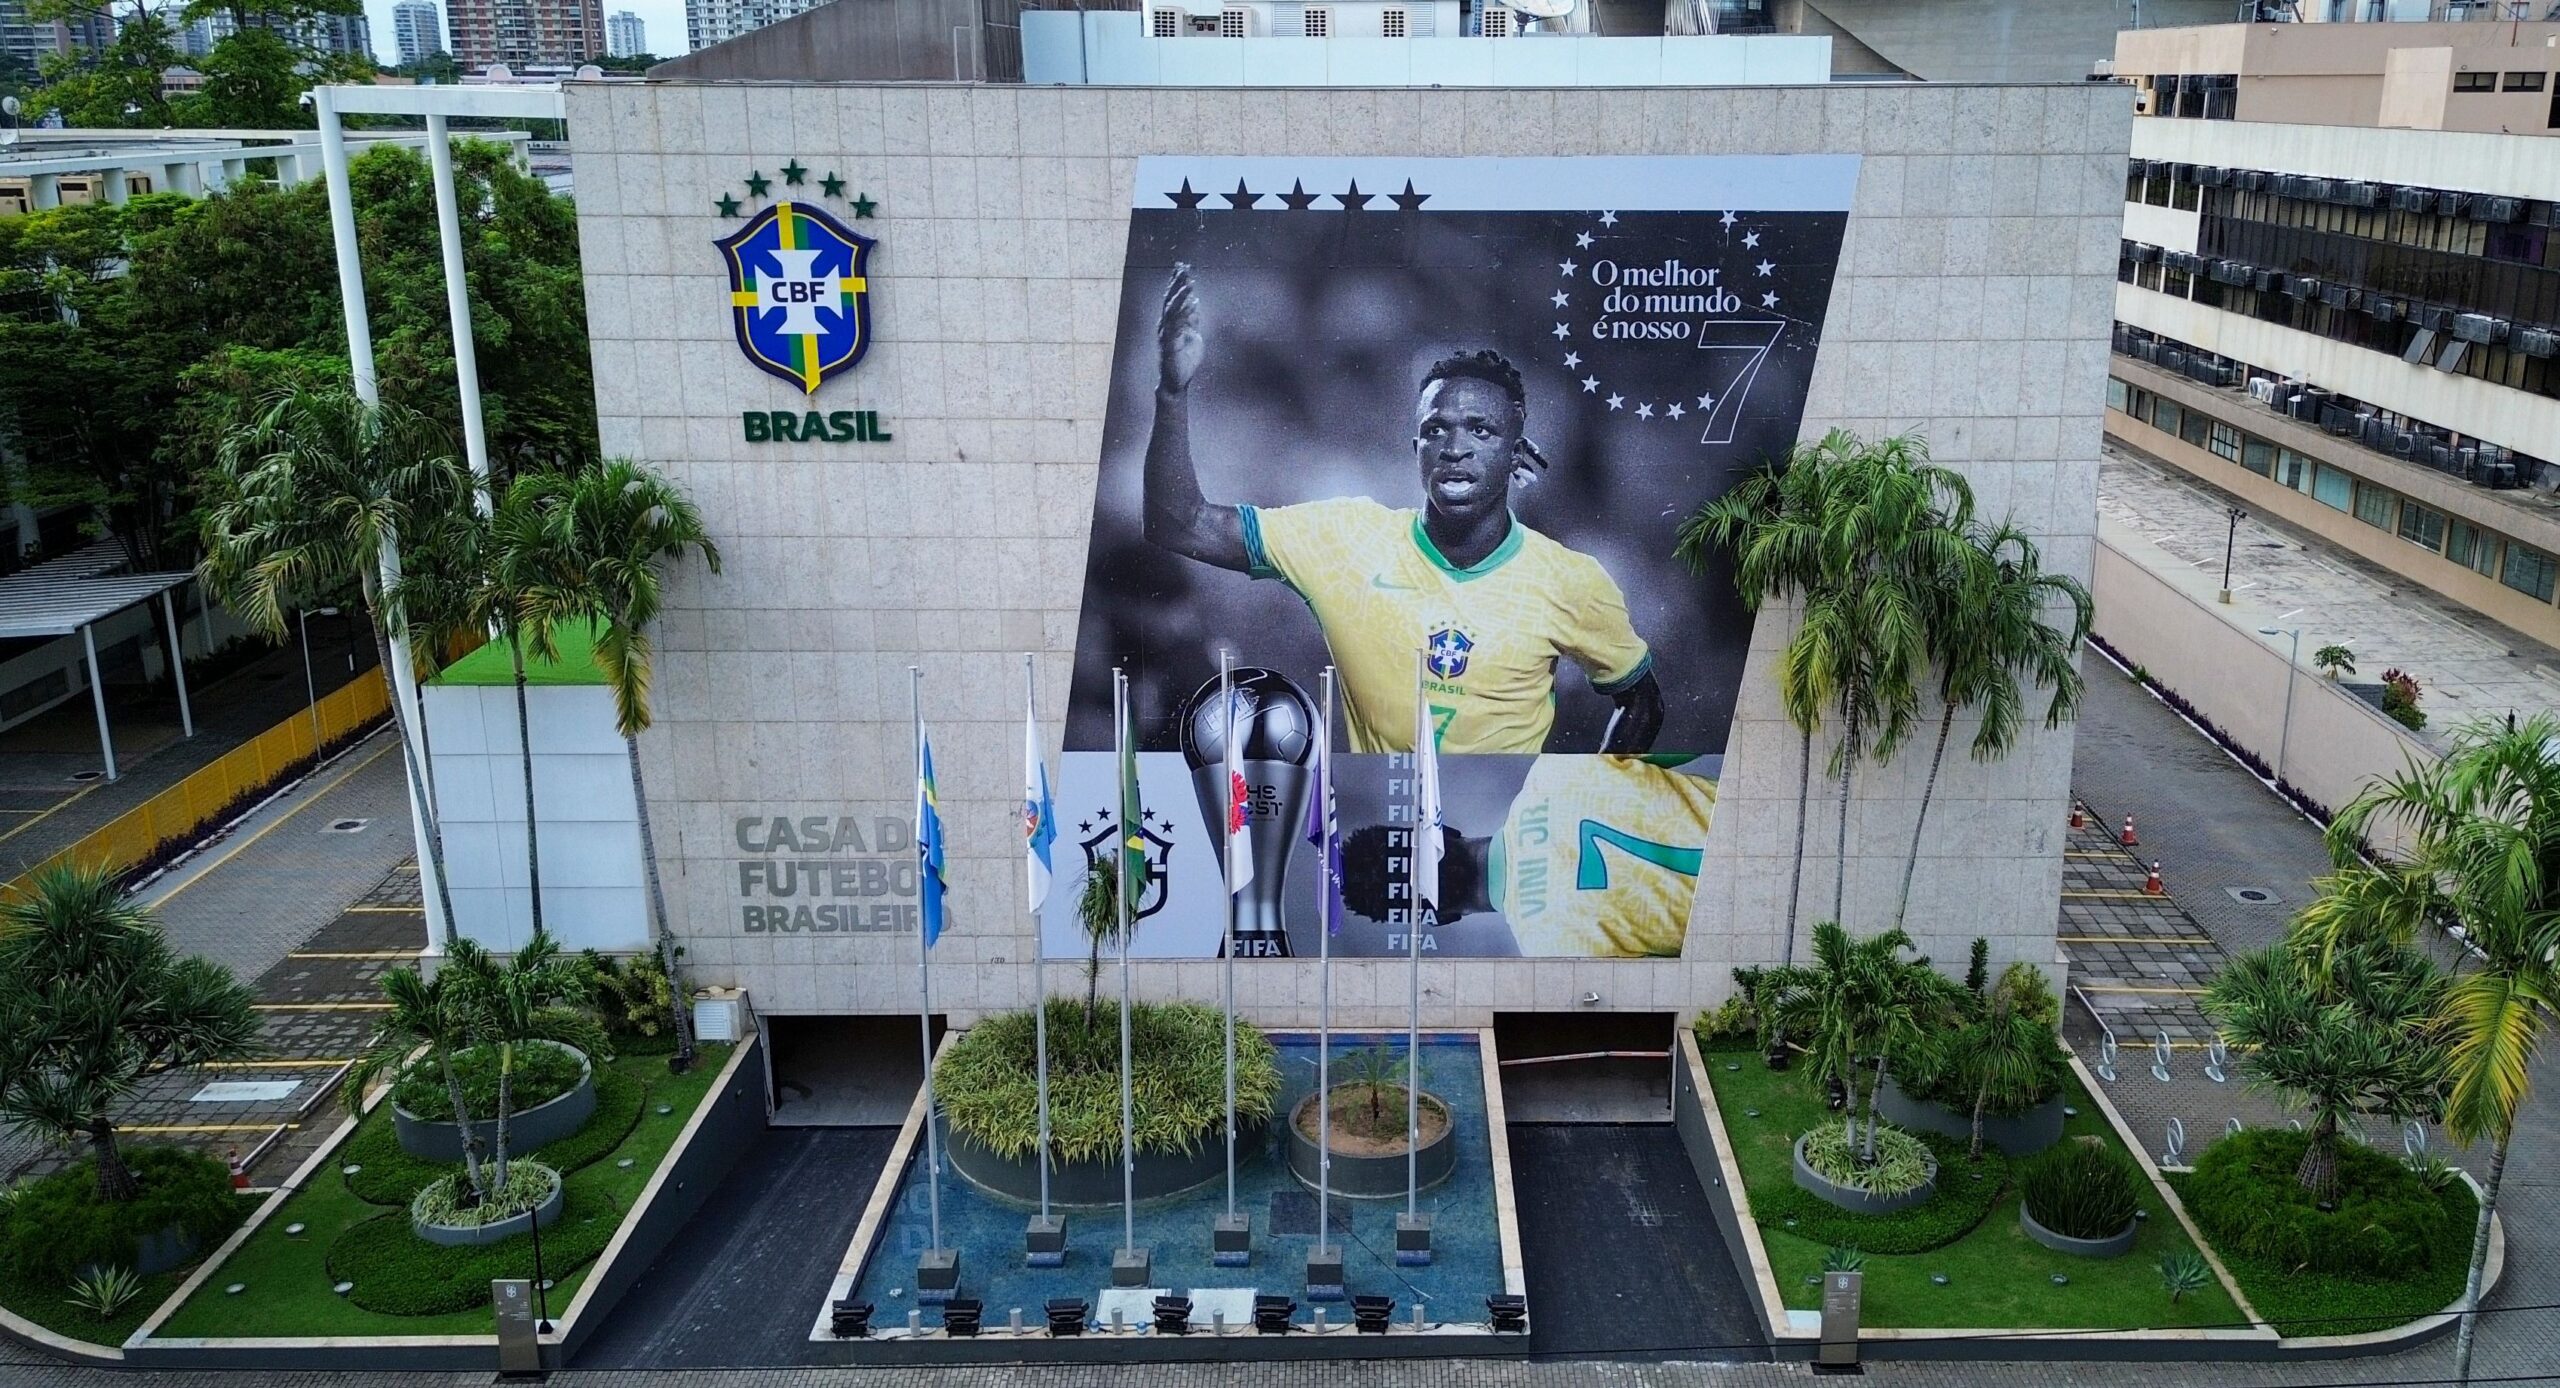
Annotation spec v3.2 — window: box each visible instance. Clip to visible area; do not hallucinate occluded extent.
[1302,6,1328,35]
[2208,421,2243,463]
[2398,503,2446,552]
[1481,3,1509,35]
[2449,520,2499,576]
[2181,408,2211,450]
[2352,481,2396,530]
[2504,72,2546,92]
[1381,6,1405,35]
[2106,378,2130,413]
[2456,71,2497,93]
[2503,543,2558,602]
[2242,438,2276,477]
[2278,448,2314,493]
[2152,399,2183,438]
[2312,464,2354,512]
[1151,8,1179,35]
[1219,6,1247,35]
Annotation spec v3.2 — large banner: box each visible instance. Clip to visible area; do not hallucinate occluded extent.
[1042,156,1853,961]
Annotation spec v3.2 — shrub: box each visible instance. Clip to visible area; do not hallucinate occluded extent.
[348,1062,644,1205]
[2159,1250,2211,1303]
[390,1041,587,1122]
[581,948,675,1043]
[2019,1138,2141,1240]
[935,1000,1280,1162]
[1798,1123,1934,1196]
[411,1162,557,1228]
[327,1190,618,1316]
[2379,669,2425,730]
[1823,1244,1865,1272]
[0,1147,244,1283]
[63,1264,144,1320]
[2183,1127,2451,1277]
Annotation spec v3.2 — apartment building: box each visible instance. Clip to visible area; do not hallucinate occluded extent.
[394,0,448,64]
[606,7,646,54]
[447,0,607,68]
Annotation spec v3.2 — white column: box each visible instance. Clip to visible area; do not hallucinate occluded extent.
[426,116,491,499]
[163,163,196,196]
[102,167,129,204]
[28,174,58,210]
[81,623,116,782]
[160,588,194,739]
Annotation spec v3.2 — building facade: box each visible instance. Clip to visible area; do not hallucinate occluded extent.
[560,78,2126,1031]
[684,0,828,53]
[448,0,607,69]
[606,7,646,54]
[394,0,447,64]
[2108,21,2560,647]
[0,0,108,74]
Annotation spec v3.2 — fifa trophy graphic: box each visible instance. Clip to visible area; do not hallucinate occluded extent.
[1178,668,1315,957]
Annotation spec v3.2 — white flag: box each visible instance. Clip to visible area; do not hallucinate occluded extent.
[1223,674,1255,895]
[1412,670,1440,927]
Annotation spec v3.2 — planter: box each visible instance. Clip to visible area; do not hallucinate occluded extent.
[2020,1201,2138,1259]
[946,1115,1269,1209]
[393,1041,596,1164]
[1791,1131,1939,1215]
[76,1222,201,1280]
[1285,1089,1457,1199]
[1875,1074,2066,1158]
[411,1166,565,1247]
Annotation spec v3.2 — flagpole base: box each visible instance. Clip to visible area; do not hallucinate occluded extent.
[916,1248,961,1302]
[1025,1215,1066,1268]
[1212,1212,1251,1267]
[1394,1213,1434,1267]
[1111,1246,1152,1287]
[1305,1246,1346,1300]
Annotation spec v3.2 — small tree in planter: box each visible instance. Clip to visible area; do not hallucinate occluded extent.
[0,865,261,1202]
[343,961,492,1201]
[447,931,606,1190]
[1756,921,1960,1165]
[2314,645,2356,681]
[2379,669,2426,730]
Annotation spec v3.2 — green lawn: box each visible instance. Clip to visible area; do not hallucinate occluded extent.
[1703,1043,2243,1331]
[2165,1169,2476,1338]
[151,1044,729,1340]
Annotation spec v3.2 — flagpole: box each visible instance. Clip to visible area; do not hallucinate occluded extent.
[1407,648,1423,1219]
[912,665,942,1253]
[1221,650,1237,1223]
[1115,667,1137,1259]
[1317,665,1335,1266]
[1027,654,1051,1225]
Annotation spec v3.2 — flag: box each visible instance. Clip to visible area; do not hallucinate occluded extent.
[1412,678,1441,928]
[1117,688,1145,904]
[1222,676,1255,895]
[1303,699,1341,935]
[917,730,948,948]
[1024,705,1056,912]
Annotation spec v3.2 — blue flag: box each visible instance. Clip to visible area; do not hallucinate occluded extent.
[918,731,948,948]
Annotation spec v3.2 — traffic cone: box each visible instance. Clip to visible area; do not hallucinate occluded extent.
[2121,815,2139,846]
[2144,861,2164,896]
[228,1148,248,1190]
[2069,803,2086,830]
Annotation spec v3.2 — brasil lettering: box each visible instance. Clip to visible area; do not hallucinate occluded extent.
[741,409,893,444]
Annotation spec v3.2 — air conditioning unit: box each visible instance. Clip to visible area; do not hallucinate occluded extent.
[2369,298,2404,323]
[2322,403,2357,435]
[2515,326,2560,358]
[2454,447,2479,479]
[2451,313,2511,345]
[2173,162,2199,184]
[2287,275,2320,300]
[2427,442,2456,471]
[2335,181,2379,208]
[2391,186,2436,213]
[2320,282,2354,309]
[2195,165,2230,187]
[2477,196,2523,223]
[2391,430,2420,458]
[2442,192,2473,218]
[2133,243,2163,263]
[2419,306,2452,331]
[2161,348,2189,373]
[2210,259,2253,287]
[2480,461,2520,489]
[692,988,748,1043]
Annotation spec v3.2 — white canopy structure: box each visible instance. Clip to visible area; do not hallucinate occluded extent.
[0,561,198,781]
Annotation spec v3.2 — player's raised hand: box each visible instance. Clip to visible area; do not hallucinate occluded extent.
[1159,264,1203,395]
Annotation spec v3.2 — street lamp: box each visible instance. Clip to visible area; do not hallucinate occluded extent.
[2258,625,2300,785]
[2220,506,2246,605]
[299,606,341,753]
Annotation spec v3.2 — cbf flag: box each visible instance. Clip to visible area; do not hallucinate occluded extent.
[714,201,876,394]
[1024,706,1056,912]
[1222,674,1255,896]
[1303,701,1342,935]
[1412,673,1442,927]
[917,731,948,947]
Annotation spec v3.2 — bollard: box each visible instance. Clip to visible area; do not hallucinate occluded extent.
[1313,1307,1328,1334]
[1411,1304,1427,1332]
[1213,1310,1226,1337]
[1009,1308,1023,1335]
[228,1148,248,1190]
[2121,815,2139,846]
[907,1309,922,1335]
[2144,861,2163,895]
[1111,1307,1125,1335]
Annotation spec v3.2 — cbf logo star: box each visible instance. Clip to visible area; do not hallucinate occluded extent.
[715,200,875,394]
[1427,627,1474,680]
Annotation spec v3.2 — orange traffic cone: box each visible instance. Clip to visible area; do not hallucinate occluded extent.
[2121,815,2139,846]
[2144,861,2164,896]
[228,1148,248,1190]
[2069,803,2086,830]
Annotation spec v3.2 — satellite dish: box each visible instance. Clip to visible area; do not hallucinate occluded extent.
[1497,0,1578,18]
[1,96,19,116]
[576,64,604,79]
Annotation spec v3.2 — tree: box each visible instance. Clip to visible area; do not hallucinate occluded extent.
[342,961,490,1199]
[1897,521,2091,926]
[198,386,473,946]
[1942,996,2058,1162]
[533,459,720,1070]
[0,864,260,1203]
[2314,644,2356,680]
[2299,716,2560,1382]
[1754,921,1957,1161]
[445,930,604,1188]
[1075,864,1120,1032]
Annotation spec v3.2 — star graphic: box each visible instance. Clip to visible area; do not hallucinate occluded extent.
[1756,259,1775,277]
[1077,817,1094,833]
[1552,321,1571,340]
[1550,289,1570,309]
[744,170,771,197]
[850,192,877,218]
[1223,179,1262,210]
[1598,210,1619,227]
[1335,180,1374,210]
[1558,258,1577,277]
[1666,402,1686,420]
[1390,179,1430,212]
[1574,231,1594,249]
[1562,351,1581,369]
[1698,393,1716,409]
[819,172,845,198]
[1606,393,1625,411]
[715,192,741,217]
[1636,402,1654,420]
[1580,376,1599,393]
[1279,179,1321,210]
[1743,230,1761,249]
[1168,178,1208,209]
[781,159,807,186]
[1761,291,1781,308]
[1718,211,1737,230]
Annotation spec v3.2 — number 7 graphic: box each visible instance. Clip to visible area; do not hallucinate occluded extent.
[1576,819,1704,890]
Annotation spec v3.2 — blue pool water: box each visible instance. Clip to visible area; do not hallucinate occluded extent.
[844,1032,1510,1332]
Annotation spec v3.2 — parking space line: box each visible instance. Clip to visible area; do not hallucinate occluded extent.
[0,781,97,845]
[153,737,398,905]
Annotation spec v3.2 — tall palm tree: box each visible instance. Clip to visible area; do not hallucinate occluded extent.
[200,386,473,945]
[343,961,490,1199]
[2297,716,2560,1383]
[1896,522,2092,926]
[533,459,721,1070]
[447,930,604,1188]
[1755,920,1953,1159]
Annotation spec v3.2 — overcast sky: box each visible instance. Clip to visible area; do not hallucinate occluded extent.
[358,0,695,64]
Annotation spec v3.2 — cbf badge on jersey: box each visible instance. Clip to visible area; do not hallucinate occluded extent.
[715,197,876,394]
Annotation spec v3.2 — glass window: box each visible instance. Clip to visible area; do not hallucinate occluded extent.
[2106,377,2130,413]
[2398,503,2446,552]
[2208,421,2242,462]
[2278,447,2314,493]
[2352,482,2396,530]
[2502,543,2558,602]
[2242,438,2276,477]
[2503,72,2546,92]
[2456,71,2497,93]
[2312,465,2354,512]
[2153,399,2183,437]
[2181,409,2211,448]
[2449,520,2499,576]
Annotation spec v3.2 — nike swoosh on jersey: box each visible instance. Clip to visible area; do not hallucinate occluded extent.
[1368,574,1422,591]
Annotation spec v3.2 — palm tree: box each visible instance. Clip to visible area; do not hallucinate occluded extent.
[343,962,490,1200]
[1075,865,1121,1032]
[2203,936,2446,1200]
[1947,1001,2057,1162]
[534,458,721,1070]
[199,385,473,946]
[2297,716,2560,1382]
[0,865,261,1202]
[1755,920,1954,1160]
[446,930,605,1188]
[1896,521,2092,926]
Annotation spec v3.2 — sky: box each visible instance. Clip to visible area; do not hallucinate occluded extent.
[359,0,695,65]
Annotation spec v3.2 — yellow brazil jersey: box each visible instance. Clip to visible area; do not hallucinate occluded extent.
[1238,497,1652,754]
[1486,755,1716,958]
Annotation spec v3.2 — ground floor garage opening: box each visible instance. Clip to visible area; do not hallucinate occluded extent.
[1508,1124,1762,1360]
[1494,1011,1676,1123]
[766,1013,940,1127]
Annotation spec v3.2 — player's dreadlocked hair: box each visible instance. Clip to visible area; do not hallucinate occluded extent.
[1419,349,1550,472]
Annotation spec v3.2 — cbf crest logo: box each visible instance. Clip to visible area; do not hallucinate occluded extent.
[1427,626,1475,681]
[715,200,875,394]
[1076,806,1175,923]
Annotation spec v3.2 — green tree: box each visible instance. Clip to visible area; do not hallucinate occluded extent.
[1897,521,2091,926]
[25,4,180,129]
[1754,921,1957,1161]
[445,930,604,1187]
[1944,996,2059,1161]
[2299,716,2560,1381]
[342,961,490,1199]
[0,864,261,1203]
[532,458,720,1069]
[1075,865,1120,1031]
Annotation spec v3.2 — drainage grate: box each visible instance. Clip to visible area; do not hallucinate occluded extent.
[324,818,371,834]
[2225,886,2279,905]
[68,770,104,783]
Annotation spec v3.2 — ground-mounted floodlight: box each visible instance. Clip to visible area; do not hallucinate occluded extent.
[1151,1295,1193,1335]
[1351,1294,1395,1334]
[940,1299,981,1338]
[1487,1294,1527,1333]
[1253,1295,1296,1334]
[1045,1298,1088,1337]
[829,1299,874,1338]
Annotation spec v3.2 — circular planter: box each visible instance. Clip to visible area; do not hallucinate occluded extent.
[2020,1202,2138,1259]
[1286,1089,1456,1199]
[1875,1074,2066,1158]
[946,1115,1270,1209]
[411,1165,564,1247]
[393,1041,596,1165]
[1791,1131,1939,1215]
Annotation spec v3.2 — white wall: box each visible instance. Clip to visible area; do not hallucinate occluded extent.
[2129,114,2560,200]
[2119,199,2197,256]
[423,683,650,954]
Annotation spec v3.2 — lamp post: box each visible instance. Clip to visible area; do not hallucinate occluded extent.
[2258,625,2300,784]
[2220,506,2245,604]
